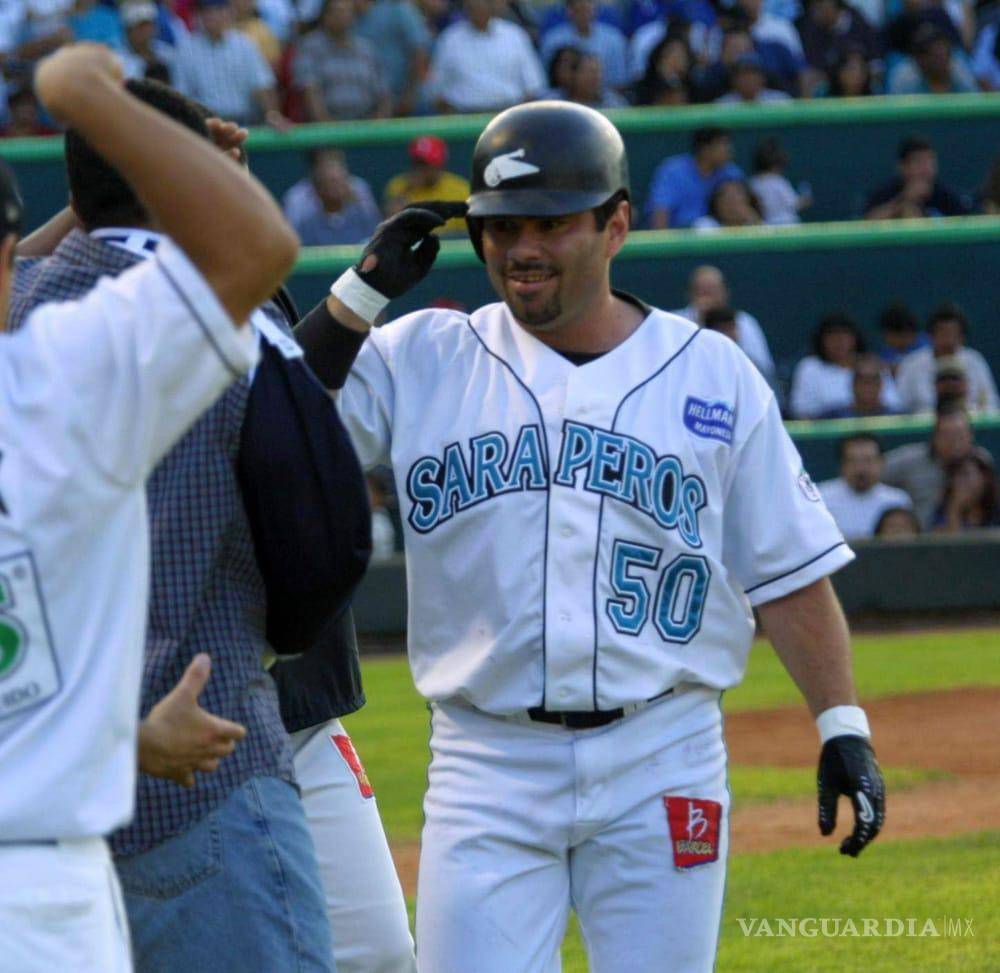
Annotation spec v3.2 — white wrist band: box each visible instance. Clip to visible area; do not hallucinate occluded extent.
[329,268,389,325]
[816,705,871,744]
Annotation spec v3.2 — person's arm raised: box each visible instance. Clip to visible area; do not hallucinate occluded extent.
[34,44,299,326]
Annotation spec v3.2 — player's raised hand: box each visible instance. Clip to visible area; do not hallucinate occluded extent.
[817,735,885,857]
[205,116,250,165]
[34,43,125,121]
[138,654,248,788]
[356,201,468,299]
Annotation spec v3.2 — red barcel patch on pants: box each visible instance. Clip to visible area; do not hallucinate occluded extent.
[664,796,722,868]
[332,734,375,799]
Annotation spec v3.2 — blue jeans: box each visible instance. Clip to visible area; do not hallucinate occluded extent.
[115,776,336,973]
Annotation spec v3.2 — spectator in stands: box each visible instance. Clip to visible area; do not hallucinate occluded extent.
[0,81,57,137]
[981,156,1000,214]
[121,1,173,81]
[646,127,743,229]
[10,0,73,64]
[383,135,470,236]
[738,0,809,93]
[293,0,390,121]
[231,0,281,67]
[626,0,718,60]
[931,356,972,411]
[430,0,546,112]
[562,51,629,106]
[540,0,629,90]
[69,0,127,52]
[865,136,970,220]
[972,19,1000,90]
[172,0,289,127]
[546,45,582,97]
[749,137,811,223]
[820,353,901,418]
[819,435,914,539]
[715,51,793,101]
[673,264,776,382]
[281,147,381,246]
[886,23,976,94]
[883,0,962,57]
[824,43,875,94]
[934,454,1000,531]
[354,0,432,116]
[883,401,995,527]
[790,312,902,418]
[874,506,921,537]
[796,0,879,80]
[877,301,928,372]
[693,179,765,228]
[895,303,1000,413]
[632,32,692,103]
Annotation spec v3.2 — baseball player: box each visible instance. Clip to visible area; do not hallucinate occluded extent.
[298,102,886,972]
[0,43,296,972]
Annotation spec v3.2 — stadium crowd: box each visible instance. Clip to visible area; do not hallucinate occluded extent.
[2,0,1000,133]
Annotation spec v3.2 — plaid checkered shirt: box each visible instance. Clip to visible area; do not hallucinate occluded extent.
[11,230,296,857]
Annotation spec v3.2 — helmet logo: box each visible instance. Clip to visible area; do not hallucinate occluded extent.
[483,149,541,188]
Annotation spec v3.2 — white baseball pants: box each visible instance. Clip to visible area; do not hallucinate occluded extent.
[291,719,417,973]
[0,836,132,973]
[416,687,729,973]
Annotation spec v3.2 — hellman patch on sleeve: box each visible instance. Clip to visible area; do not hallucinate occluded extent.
[683,397,735,445]
[664,796,722,869]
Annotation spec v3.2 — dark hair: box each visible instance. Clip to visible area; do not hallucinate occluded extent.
[548,45,582,90]
[704,306,737,330]
[826,46,872,97]
[837,432,881,463]
[874,506,920,536]
[940,454,1000,527]
[707,179,761,223]
[879,301,918,334]
[593,189,629,230]
[898,135,933,162]
[753,137,787,174]
[66,80,209,231]
[811,311,865,360]
[927,301,967,335]
[692,126,731,154]
[635,33,692,105]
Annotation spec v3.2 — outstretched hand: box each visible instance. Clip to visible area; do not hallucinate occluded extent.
[138,654,247,788]
[817,735,886,857]
[205,117,249,165]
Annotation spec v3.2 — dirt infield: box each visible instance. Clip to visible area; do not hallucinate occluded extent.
[389,686,999,894]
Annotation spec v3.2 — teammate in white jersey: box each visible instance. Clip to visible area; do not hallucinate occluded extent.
[302,102,885,972]
[0,44,297,972]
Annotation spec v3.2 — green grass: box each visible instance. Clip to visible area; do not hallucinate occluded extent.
[345,629,998,844]
[344,630,999,970]
[561,832,1000,972]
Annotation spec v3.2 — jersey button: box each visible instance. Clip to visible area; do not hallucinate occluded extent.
[560,526,572,537]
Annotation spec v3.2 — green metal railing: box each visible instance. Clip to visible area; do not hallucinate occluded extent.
[293,215,1000,274]
[2,92,998,162]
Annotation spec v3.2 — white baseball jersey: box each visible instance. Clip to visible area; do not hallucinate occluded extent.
[0,241,257,841]
[340,301,853,714]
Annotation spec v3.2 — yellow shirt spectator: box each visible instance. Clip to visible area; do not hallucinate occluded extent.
[384,136,470,236]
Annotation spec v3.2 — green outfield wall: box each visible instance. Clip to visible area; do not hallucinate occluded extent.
[3,94,998,232]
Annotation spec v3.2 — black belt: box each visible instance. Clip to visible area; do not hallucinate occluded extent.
[527,687,675,729]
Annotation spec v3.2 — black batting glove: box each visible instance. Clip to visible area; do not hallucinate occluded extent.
[817,735,885,857]
[356,201,467,299]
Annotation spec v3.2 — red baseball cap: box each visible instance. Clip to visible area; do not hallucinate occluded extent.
[409,135,448,168]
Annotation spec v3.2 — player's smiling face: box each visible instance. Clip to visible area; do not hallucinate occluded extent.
[481,207,625,339]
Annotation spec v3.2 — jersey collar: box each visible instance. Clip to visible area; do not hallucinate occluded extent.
[90,227,165,260]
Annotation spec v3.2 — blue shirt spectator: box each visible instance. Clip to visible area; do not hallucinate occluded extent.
[972,22,1000,90]
[282,148,381,246]
[354,0,432,114]
[645,127,743,229]
[70,0,126,51]
[886,24,976,94]
[540,0,629,89]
